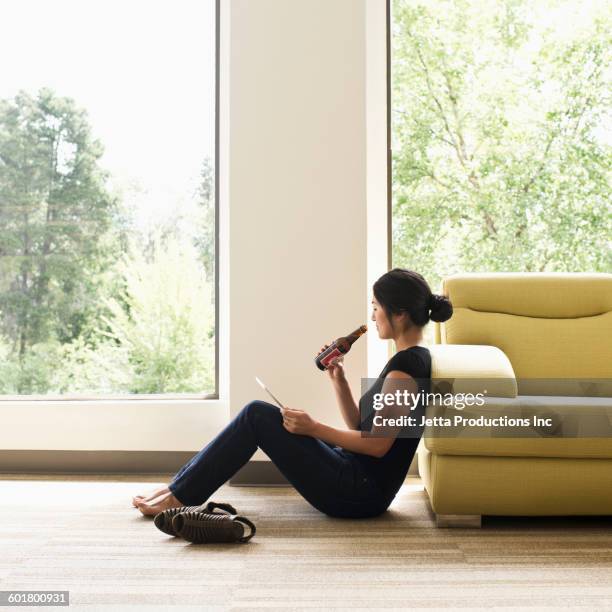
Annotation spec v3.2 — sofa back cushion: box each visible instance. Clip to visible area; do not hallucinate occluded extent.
[437,273,612,395]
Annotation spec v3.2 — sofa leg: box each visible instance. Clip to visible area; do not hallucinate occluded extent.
[436,513,482,528]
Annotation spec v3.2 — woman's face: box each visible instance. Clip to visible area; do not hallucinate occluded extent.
[371,296,394,339]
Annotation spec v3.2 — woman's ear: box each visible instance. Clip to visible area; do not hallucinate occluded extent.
[397,311,412,329]
[390,311,405,328]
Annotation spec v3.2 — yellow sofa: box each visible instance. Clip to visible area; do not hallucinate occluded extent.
[417,272,612,526]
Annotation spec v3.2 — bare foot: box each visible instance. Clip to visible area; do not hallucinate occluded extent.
[131,485,170,507]
[136,491,183,516]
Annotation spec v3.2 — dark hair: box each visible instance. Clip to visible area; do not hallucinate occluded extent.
[373,268,453,327]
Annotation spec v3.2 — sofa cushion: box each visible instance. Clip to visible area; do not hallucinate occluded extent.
[441,272,612,318]
[424,395,612,459]
[437,273,612,394]
[418,443,612,516]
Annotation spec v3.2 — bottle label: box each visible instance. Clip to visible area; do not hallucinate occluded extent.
[321,347,343,368]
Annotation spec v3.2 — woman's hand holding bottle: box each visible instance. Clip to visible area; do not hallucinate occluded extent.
[314,326,366,372]
[319,343,346,383]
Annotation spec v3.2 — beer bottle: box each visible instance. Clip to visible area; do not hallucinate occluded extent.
[315,325,367,371]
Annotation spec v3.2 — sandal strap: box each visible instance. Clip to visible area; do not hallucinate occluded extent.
[234,515,256,542]
[205,501,237,515]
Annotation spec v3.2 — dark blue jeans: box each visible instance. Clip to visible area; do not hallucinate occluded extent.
[168,400,391,518]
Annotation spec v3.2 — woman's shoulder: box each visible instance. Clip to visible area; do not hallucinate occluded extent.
[394,344,431,360]
[385,345,431,376]
[406,345,430,356]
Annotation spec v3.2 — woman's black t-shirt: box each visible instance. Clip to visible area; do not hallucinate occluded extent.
[346,345,431,501]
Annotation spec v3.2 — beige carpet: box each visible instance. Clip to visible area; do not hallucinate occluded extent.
[1,474,612,610]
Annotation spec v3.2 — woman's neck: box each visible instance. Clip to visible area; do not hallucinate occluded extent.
[394,329,423,352]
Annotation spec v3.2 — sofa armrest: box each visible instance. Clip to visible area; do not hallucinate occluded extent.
[429,344,517,398]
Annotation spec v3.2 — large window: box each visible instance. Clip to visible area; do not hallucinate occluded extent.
[391,0,611,329]
[0,0,218,397]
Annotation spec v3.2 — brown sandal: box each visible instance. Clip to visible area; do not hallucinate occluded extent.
[172,511,256,544]
[153,501,237,537]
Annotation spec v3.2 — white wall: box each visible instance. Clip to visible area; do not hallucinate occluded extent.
[228,0,370,458]
[0,0,390,454]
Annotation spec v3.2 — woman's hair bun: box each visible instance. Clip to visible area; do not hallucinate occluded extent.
[428,293,453,323]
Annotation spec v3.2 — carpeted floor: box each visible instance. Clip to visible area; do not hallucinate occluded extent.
[2,474,612,610]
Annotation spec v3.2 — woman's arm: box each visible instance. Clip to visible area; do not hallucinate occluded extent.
[311,422,387,457]
[283,371,417,458]
[331,378,360,430]
[318,343,360,430]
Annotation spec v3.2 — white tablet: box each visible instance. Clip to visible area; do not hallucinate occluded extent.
[255,376,286,409]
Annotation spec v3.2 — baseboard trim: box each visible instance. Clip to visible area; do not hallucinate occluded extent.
[0,450,290,485]
[0,450,195,474]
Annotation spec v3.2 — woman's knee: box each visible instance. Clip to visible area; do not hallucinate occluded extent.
[239,400,281,427]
